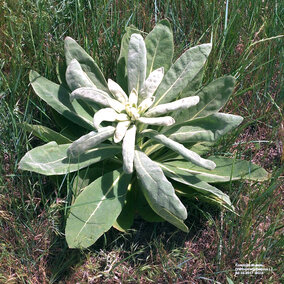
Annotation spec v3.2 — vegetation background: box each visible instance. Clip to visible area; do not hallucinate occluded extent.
[0,0,283,283]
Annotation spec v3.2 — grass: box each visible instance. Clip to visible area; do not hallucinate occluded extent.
[0,0,283,282]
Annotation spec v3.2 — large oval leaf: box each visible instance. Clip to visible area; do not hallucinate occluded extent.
[179,67,204,99]
[163,156,269,183]
[30,70,94,130]
[145,19,174,76]
[174,76,236,124]
[134,149,188,232]
[159,163,234,211]
[18,141,121,175]
[64,36,109,93]
[65,169,132,248]
[113,181,136,232]
[152,43,212,107]
[165,113,243,143]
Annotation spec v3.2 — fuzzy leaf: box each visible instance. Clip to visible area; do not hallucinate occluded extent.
[164,156,269,183]
[145,19,174,76]
[114,121,131,143]
[64,36,109,93]
[122,125,136,174]
[134,149,188,232]
[165,113,243,143]
[153,43,212,107]
[145,96,199,117]
[160,163,234,211]
[141,130,216,170]
[65,59,95,91]
[174,76,236,124]
[65,169,131,248]
[179,67,205,98]
[127,34,147,93]
[30,70,94,130]
[140,67,164,100]
[93,108,128,130]
[18,141,120,175]
[67,127,115,158]
[138,97,155,113]
[117,26,141,92]
[108,79,128,104]
[70,87,125,113]
[128,88,138,106]
[138,116,175,126]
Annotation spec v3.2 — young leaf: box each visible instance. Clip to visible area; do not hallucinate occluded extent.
[67,127,115,158]
[137,116,175,126]
[108,79,128,104]
[153,43,212,107]
[93,108,128,130]
[70,87,125,113]
[141,130,216,170]
[145,19,174,76]
[140,67,164,101]
[30,70,94,130]
[165,113,243,143]
[127,34,147,93]
[134,149,188,231]
[65,59,96,91]
[19,141,120,175]
[64,36,109,93]
[114,121,131,143]
[122,125,136,174]
[164,157,269,183]
[65,169,132,248]
[145,96,199,117]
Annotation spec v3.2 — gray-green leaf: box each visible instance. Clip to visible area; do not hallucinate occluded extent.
[174,76,236,124]
[127,34,147,93]
[122,125,136,174]
[20,123,72,144]
[30,70,94,130]
[134,149,188,231]
[117,26,141,92]
[165,113,243,143]
[64,36,109,93]
[159,163,234,211]
[67,127,115,158]
[145,19,174,76]
[18,141,120,175]
[141,130,216,170]
[65,59,95,91]
[164,156,269,183]
[153,43,212,107]
[65,169,131,248]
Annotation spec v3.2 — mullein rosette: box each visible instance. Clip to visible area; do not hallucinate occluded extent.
[19,20,269,248]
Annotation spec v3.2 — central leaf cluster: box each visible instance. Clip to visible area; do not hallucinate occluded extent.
[66,33,208,174]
